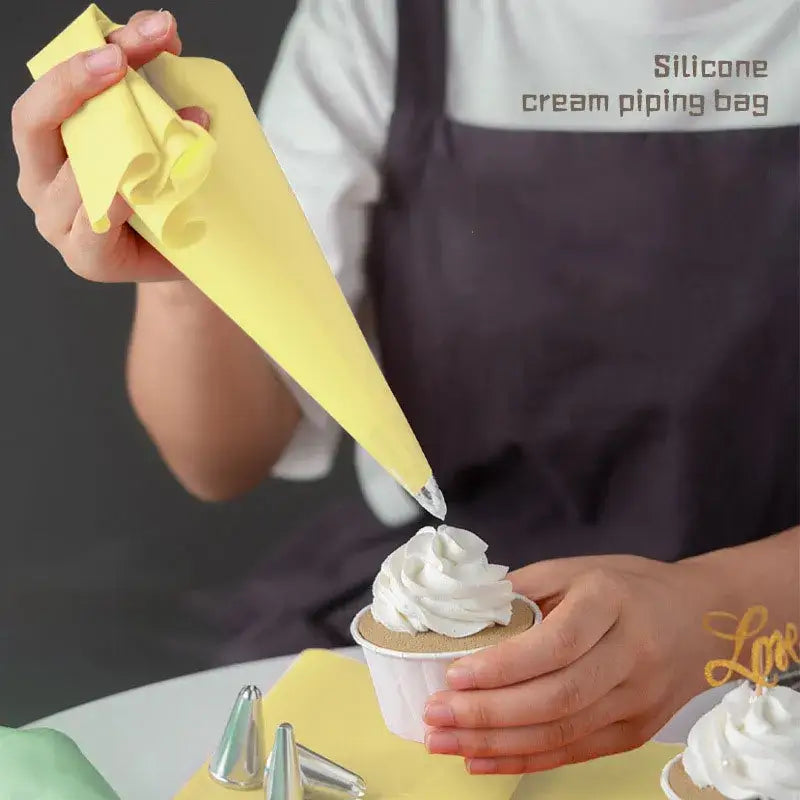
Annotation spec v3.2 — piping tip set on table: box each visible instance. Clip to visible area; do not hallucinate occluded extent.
[208,685,367,799]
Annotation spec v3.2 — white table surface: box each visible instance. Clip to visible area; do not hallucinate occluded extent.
[28,647,730,799]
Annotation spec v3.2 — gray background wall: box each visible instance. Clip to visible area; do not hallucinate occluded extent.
[1,0,353,726]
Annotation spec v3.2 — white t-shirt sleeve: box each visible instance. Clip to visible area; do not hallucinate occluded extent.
[257,0,396,480]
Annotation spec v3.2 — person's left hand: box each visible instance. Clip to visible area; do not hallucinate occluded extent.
[423,554,719,775]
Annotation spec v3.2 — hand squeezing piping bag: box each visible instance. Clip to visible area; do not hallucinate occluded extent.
[27,5,446,520]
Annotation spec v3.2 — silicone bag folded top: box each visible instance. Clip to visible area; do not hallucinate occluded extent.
[27,4,431,496]
[27,6,215,246]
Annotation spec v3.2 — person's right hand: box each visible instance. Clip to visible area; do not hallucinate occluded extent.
[12,9,210,283]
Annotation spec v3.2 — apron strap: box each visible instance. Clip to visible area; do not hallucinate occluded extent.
[394,0,446,116]
[381,0,448,199]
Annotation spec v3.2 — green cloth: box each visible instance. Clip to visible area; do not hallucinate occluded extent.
[0,727,119,799]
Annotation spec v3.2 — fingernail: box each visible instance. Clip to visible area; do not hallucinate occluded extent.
[425,731,459,755]
[467,758,498,774]
[137,10,170,38]
[85,45,122,75]
[423,703,455,727]
[178,106,210,128]
[446,666,475,689]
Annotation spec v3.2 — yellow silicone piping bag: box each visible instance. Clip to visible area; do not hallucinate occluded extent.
[27,5,446,519]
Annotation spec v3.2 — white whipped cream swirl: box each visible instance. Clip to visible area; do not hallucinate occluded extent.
[682,682,800,800]
[371,525,514,637]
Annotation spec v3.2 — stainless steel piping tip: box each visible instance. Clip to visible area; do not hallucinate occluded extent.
[413,474,447,520]
[208,685,266,790]
[266,741,367,799]
[264,723,304,800]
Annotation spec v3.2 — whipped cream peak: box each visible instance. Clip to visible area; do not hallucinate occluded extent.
[370,524,515,637]
[682,682,800,800]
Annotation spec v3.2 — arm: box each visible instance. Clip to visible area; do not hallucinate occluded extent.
[682,525,800,664]
[11,10,289,502]
[126,281,300,502]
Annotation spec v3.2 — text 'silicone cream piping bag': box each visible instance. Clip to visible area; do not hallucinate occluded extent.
[28,4,445,519]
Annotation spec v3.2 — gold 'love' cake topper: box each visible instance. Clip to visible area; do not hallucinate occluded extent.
[702,604,799,689]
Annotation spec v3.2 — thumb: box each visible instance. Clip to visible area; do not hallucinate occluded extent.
[177,106,211,130]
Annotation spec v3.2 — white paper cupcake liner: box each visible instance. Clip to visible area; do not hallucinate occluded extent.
[661,754,683,800]
[350,594,543,743]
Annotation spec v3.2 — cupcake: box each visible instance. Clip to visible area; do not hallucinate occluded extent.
[661,682,800,800]
[350,524,541,742]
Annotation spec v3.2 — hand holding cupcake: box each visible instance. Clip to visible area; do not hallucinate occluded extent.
[351,524,541,741]
[352,524,799,781]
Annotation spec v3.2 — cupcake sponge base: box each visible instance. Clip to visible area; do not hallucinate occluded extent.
[358,598,535,654]
[668,757,729,800]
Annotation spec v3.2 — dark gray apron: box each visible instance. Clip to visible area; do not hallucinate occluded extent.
[202,0,798,663]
